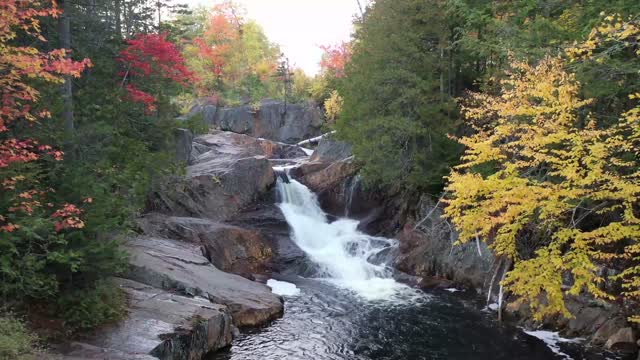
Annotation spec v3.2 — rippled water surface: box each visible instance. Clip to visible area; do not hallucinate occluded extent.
[211,277,616,360]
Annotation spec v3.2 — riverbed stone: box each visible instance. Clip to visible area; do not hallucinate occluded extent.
[124,236,283,327]
[605,327,638,353]
[61,278,232,359]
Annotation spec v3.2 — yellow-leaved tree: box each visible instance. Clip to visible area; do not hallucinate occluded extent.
[444,15,640,321]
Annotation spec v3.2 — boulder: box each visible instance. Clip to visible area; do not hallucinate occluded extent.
[195,100,324,144]
[310,138,352,163]
[61,278,232,360]
[227,202,318,277]
[605,327,638,353]
[200,224,272,277]
[562,298,615,337]
[293,160,362,217]
[591,317,627,346]
[150,155,275,221]
[124,236,283,327]
[137,214,273,278]
[299,160,359,194]
[150,131,311,221]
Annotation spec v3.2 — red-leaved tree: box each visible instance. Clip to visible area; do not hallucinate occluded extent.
[1,0,92,233]
[320,42,351,78]
[118,33,194,113]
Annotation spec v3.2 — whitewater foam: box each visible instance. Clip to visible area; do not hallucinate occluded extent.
[276,176,419,301]
[267,279,301,296]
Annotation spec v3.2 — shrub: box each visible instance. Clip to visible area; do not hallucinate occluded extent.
[56,280,127,332]
[0,314,38,359]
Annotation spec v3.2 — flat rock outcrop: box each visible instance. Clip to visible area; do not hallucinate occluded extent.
[137,214,273,278]
[61,278,233,360]
[125,236,283,327]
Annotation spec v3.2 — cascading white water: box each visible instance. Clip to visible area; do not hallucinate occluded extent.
[276,174,414,300]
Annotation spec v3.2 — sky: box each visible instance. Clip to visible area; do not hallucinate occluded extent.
[182,0,361,75]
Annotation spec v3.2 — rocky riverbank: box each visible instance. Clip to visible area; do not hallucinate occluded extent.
[291,136,640,359]
[57,98,638,358]
[57,122,319,358]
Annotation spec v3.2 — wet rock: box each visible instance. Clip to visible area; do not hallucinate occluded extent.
[124,236,283,327]
[61,278,232,360]
[200,224,272,277]
[505,299,530,318]
[299,160,359,193]
[562,298,613,337]
[193,99,324,143]
[604,327,638,353]
[417,276,455,289]
[294,160,362,217]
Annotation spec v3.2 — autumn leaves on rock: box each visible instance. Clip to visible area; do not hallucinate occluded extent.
[444,15,640,322]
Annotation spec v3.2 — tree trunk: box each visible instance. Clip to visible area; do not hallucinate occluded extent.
[356,0,365,21]
[115,0,122,38]
[58,0,74,134]
[157,1,161,28]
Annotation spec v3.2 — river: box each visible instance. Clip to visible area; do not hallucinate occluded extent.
[211,175,620,360]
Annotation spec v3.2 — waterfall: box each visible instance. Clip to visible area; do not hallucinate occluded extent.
[344,175,361,217]
[276,174,412,300]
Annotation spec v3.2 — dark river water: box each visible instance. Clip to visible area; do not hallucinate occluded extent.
[211,276,619,360]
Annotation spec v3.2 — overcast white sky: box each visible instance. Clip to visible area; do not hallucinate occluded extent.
[182,0,361,75]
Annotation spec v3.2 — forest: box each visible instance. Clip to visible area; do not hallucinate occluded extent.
[1,0,639,358]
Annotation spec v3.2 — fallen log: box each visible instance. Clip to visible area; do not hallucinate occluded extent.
[296,131,336,147]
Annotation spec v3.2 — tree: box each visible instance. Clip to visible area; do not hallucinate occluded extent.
[0,0,127,323]
[0,0,91,168]
[181,2,281,104]
[319,42,351,78]
[444,16,640,321]
[336,0,461,191]
[118,32,193,113]
[324,90,344,124]
[276,55,293,113]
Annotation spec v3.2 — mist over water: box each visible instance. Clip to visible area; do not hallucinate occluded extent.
[276,176,414,301]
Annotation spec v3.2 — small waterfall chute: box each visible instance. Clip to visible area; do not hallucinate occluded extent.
[276,176,415,300]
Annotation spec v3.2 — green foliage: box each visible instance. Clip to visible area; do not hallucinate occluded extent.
[56,280,127,332]
[336,0,462,192]
[0,0,187,335]
[0,314,38,360]
[182,112,209,135]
